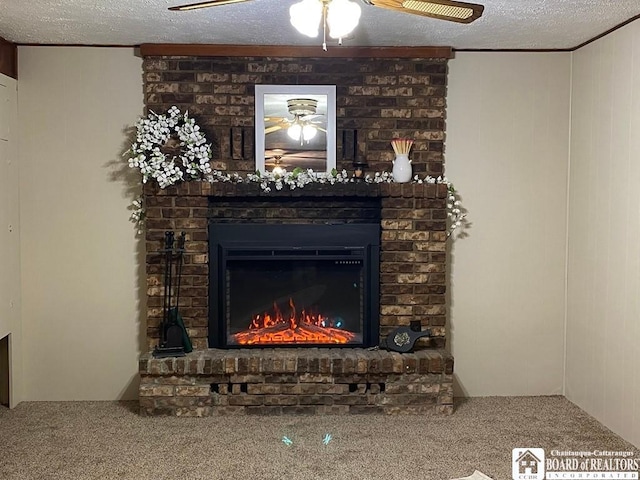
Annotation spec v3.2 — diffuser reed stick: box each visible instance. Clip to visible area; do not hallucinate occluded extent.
[391,138,414,155]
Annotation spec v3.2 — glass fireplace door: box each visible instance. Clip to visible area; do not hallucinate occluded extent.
[226,255,364,346]
[209,223,380,348]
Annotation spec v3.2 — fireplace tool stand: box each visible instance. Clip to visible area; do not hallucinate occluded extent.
[153,231,193,358]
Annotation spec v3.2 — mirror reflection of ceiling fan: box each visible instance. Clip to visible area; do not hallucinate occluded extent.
[265,98,326,145]
[169,0,485,48]
[265,149,326,174]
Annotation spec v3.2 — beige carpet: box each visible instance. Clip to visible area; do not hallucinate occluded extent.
[0,396,637,480]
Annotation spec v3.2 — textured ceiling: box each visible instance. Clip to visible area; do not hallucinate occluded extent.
[0,0,639,50]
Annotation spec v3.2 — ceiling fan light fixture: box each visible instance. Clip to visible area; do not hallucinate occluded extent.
[287,121,318,143]
[290,0,323,37]
[287,123,303,141]
[302,124,318,141]
[327,0,362,39]
[290,0,361,42]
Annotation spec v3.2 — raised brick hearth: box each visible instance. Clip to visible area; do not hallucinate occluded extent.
[139,51,454,416]
[140,348,454,415]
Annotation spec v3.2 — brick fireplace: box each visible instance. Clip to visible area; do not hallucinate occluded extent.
[138,48,455,415]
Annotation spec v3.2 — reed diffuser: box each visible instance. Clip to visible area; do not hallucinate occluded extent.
[391,138,414,156]
[391,138,414,183]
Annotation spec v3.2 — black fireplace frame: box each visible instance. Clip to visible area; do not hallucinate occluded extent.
[209,223,380,348]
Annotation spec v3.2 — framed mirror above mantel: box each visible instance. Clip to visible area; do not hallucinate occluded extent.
[255,84,337,175]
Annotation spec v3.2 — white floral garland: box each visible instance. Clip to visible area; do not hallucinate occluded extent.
[129,167,467,238]
[207,168,467,238]
[124,107,467,238]
[126,106,212,189]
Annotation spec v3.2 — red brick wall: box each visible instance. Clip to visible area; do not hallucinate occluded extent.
[143,56,446,176]
[144,182,447,351]
[142,55,449,351]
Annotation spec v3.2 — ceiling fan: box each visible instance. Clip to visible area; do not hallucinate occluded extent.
[265,151,289,175]
[265,98,327,145]
[168,0,485,28]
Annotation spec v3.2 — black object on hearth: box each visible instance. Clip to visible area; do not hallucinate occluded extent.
[153,231,192,358]
[381,325,432,353]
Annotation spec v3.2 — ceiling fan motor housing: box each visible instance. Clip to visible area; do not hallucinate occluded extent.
[287,98,318,117]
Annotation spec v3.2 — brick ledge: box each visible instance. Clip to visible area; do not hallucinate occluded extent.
[144,180,449,199]
[139,348,454,416]
[139,348,453,376]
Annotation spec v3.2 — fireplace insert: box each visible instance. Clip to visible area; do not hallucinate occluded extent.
[209,223,380,348]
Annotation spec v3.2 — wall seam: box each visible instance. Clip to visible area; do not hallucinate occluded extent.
[562,52,574,397]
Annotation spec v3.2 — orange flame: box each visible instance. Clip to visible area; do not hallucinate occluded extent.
[232,298,355,345]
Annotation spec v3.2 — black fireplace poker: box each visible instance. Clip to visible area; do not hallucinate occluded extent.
[153,231,192,358]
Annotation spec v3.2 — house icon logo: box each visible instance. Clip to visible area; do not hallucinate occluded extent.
[512,448,545,480]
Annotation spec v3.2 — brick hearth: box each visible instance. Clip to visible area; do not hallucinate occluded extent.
[140,348,454,416]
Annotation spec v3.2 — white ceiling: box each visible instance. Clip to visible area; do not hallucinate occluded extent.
[1,0,639,50]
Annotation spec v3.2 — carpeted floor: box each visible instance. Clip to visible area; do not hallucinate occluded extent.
[0,396,637,480]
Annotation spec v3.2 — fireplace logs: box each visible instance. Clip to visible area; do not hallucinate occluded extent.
[232,298,356,345]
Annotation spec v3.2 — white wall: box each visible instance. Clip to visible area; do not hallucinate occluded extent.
[18,47,144,400]
[0,72,22,407]
[12,44,639,450]
[565,20,640,447]
[14,48,574,401]
[446,53,571,396]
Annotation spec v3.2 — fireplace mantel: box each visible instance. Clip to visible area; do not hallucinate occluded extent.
[143,179,449,199]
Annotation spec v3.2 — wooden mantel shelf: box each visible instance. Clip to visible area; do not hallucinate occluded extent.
[0,36,17,79]
[143,179,449,199]
[139,43,453,59]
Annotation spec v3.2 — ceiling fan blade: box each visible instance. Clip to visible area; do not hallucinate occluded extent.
[265,125,284,134]
[168,0,252,11]
[301,114,324,120]
[364,0,484,24]
[266,157,291,164]
[264,116,288,123]
[279,150,327,159]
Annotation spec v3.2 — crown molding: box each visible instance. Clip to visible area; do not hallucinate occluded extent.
[0,36,17,79]
[455,13,640,53]
[139,44,453,59]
